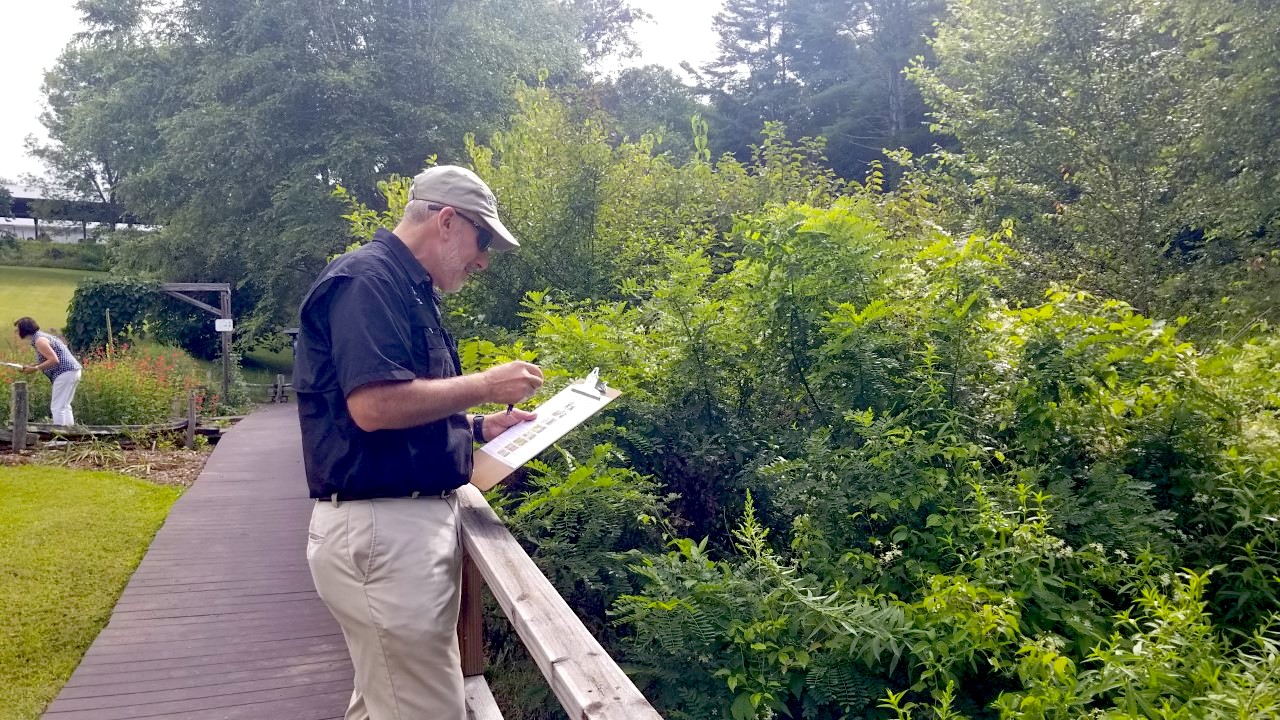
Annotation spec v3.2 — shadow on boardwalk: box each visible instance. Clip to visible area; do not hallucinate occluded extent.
[43,403,351,720]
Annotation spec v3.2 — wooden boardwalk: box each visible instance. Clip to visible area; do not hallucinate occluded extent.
[43,403,352,720]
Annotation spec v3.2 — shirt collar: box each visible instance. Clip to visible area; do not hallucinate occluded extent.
[374,228,432,289]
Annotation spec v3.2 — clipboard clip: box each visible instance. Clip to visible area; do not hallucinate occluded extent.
[571,367,608,399]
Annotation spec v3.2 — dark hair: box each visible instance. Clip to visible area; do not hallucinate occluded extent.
[14,317,39,338]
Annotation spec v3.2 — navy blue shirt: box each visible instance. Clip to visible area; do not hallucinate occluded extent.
[294,229,472,499]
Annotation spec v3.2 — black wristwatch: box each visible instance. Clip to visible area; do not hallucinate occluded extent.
[472,415,485,444]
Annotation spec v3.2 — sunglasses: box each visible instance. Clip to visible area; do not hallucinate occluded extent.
[428,203,492,252]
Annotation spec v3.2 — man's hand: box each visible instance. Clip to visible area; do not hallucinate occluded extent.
[481,361,544,405]
[346,361,545,433]
[480,408,537,442]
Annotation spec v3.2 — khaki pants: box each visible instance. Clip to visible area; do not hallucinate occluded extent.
[307,496,464,720]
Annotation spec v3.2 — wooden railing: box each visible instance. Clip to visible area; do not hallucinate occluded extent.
[455,484,663,720]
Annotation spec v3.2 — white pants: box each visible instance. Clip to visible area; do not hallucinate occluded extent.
[50,370,81,426]
[307,495,465,720]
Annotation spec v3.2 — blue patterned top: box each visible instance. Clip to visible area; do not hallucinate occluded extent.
[30,331,82,382]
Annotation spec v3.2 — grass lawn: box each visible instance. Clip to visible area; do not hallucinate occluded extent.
[0,465,181,720]
[244,345,293,375]
[0,265,104,331]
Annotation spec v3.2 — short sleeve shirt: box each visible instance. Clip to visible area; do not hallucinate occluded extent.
[293,229,472,499]
[31,331,82,382]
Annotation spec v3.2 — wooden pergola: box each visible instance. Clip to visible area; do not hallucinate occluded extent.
[160,283,233,404]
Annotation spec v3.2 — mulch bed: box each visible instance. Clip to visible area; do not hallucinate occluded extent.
[0,446,210,487]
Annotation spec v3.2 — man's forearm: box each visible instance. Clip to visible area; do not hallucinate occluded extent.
[347,374,490,432]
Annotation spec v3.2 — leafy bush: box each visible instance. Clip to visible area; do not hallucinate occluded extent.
[65,277,229,361]
[337,81,846,334]
[0,237,108,271]
[523,199,1280,718]
[74,344,209,424]
[337,88,1280,720]
[64,278,158,352]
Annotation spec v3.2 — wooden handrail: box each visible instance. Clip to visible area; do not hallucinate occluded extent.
[456,484,663,720]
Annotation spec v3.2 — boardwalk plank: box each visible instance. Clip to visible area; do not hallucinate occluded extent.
[67,636,348,678]
[60,656,349,694]
[46,668,352,712]
[43,403,509,720]
[41,405,355,720]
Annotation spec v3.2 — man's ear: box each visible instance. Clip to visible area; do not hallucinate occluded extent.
[435,206,458,239]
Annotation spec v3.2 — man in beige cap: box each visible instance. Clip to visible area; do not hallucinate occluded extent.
[294,165,542,719]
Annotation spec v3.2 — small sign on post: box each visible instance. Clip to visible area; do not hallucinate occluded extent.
[215,318,234,332]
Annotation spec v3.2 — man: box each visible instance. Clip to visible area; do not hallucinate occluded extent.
[294,165,543,719]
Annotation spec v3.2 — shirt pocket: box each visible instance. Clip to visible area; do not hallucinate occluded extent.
[422,328,455,379]
[409,304,451,379]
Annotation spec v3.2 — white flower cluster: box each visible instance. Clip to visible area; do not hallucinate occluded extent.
[1013,526,1074,558]
[876,543,903,567]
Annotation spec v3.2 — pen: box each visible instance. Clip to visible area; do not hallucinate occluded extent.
[506,404,513,415]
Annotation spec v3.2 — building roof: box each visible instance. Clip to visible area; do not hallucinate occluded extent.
[2,182,145,224]
[3,183,50,200]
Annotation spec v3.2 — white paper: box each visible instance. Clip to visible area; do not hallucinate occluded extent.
[479,378,614,469]
[1,362,24,369]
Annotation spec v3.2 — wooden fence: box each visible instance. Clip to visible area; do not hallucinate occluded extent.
[4,382,211,451]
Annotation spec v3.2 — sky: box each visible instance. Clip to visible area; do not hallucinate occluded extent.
[0,0,723,184]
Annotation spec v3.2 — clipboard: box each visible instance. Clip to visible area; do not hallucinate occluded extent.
[471,368,621,491]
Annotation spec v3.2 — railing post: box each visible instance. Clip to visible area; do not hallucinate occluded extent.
[185,390,198,449]
[275,373,287,403]
[11,381,28,451]
[456,485,663,719]
[458,554,485,677]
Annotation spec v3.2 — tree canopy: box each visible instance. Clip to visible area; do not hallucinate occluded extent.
[691,0,948,180]
[34,0,615,335]
[912,0,1279,329]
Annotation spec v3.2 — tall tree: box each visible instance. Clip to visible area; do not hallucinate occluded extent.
[595,65,703,157]
[692,0,945,180]
[912,0,1279,325]
[32,0,607,338]
[821,0,945,175]
[698,0,805,158]
[571,0,650,64]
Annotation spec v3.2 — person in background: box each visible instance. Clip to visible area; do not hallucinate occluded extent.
[14,316,83,426]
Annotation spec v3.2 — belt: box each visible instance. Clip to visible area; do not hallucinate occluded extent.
[327,488,456,506]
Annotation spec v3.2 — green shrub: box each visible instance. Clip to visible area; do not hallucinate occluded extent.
[0,238,108,271]
[335,87,1280,720]
[522,201,1280,718]
[65,277,229,361]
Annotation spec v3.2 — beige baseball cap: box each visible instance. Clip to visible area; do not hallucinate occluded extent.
[408,165,519,251]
